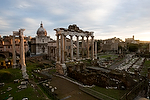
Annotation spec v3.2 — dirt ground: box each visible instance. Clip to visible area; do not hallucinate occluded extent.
[50,76,98,100]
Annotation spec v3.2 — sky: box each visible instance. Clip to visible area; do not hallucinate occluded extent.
[0,0,150,41]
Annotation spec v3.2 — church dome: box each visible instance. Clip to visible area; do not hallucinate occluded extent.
[37,22,47,36]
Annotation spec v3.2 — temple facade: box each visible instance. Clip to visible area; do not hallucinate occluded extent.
[54,24,97,75]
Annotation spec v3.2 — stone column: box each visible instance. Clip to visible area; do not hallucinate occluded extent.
[56,34,60,63]
[59,39,61,62]
[12,33,17,68]
[81,36,84,58]
[19,29,28,79]
[55,48,57,61]
[61,34,64,64]
[149,43,150,52]
[76,35,79,59]
[64,35,66,61]
[50,47,52,60]
[91,36,94,60]
[86,36,89,59]
[70,35,73,61]
[95,41,97,59]
[53,47,55,60]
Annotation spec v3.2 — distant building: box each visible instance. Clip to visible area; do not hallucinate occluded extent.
[0,35,29,56]
[101,37,121,53]
[125,35,139,44]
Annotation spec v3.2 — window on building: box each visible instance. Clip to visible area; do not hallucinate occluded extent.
[42,46,45,53]
[51,49,53,53]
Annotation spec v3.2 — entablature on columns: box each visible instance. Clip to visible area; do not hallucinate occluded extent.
[13,31,19,36]
[13,29,25,36]
[55,30,93,37]
[54,24,94,37]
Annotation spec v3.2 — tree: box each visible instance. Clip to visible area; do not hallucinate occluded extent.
[127,43,138,52]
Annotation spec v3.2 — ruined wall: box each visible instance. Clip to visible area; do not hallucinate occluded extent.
[67,64,138,89]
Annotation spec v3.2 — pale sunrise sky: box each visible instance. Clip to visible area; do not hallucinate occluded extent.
[0,0,150,41]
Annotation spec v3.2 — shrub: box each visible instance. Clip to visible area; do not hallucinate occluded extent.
[0,70,13,82]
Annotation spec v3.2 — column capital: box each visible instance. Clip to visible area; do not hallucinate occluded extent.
[64,34,66,37]
[19,29,25,32]
[69,35,73,37]
[75,35,79,37]
[86,35,89,38]
[91,36,94,38]
[56,33,60,36]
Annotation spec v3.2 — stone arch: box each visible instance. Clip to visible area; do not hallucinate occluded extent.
[0,53,6,58]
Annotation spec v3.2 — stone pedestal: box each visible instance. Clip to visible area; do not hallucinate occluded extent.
[61,63,67,76]
[56,63,67,75]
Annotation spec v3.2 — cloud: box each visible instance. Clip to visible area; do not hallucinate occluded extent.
[0,17,10,29]
[0,0,150,41]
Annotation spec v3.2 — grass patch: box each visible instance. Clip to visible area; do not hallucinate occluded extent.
[141,59,150,76]
[0,67,47,100]
[91,86,129,100]
[0,68,22,83]
[0,82,46,100]
[49,69,56,74]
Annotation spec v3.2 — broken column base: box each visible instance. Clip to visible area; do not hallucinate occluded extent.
[56,63,67,75]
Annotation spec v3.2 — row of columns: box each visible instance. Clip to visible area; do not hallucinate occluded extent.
[12,29,28,79]
[56,34,95,64]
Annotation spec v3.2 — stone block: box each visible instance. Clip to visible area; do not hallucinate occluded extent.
[21,81,28,85]
[14,79,20,83]
[7,87,12,91]
[0,83,5,87]
[21,85,27,89]
[7,97,13,100]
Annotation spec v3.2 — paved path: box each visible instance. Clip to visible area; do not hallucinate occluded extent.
[109,58,126,69]
[50,76,97,100]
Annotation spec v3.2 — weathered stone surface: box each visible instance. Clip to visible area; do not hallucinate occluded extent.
[0,83,5,87]
[7,87,12,91]
[21,81,28,85]
[22,97,28,100]
[56,63,65,75]
[14,79,19,83]
[20,85,27,89]
[7,97,13,100]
